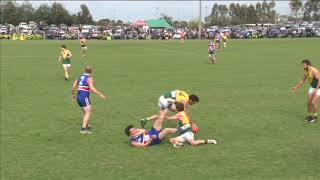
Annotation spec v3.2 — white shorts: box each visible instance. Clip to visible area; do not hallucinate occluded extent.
[158,95,169,109]
[178,131,194,143]
[63,64,71,68]
[81,46,87,50]
[308,87,320,96]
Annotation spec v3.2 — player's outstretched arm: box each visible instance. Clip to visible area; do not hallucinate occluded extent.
[165,114,180,121]
[58,54,61,63]
[71,80,78,101]
[291,75,307,92]
[87,77,107,100]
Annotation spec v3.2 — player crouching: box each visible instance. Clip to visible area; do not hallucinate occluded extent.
[166,102,217,148]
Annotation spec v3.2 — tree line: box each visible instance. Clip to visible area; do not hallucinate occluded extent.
[0,0,319,27]
[205,0,320,27]
[0,1,111,26]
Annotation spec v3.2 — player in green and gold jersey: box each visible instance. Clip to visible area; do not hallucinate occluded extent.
[58,44,72,80]
[140,89,199,127]
[292,59,320,123]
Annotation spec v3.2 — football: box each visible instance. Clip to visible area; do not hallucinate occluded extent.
[191,122,199,133]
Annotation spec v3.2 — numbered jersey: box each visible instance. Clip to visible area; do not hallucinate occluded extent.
[77,73,91,98]
[163,90,189,103]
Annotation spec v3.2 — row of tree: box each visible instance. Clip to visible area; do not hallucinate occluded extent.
[0,1,96,26]
[205,0,320,27]
[0,0,319,28]
[289,0,320,21]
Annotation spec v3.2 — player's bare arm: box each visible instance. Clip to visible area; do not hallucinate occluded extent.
[58,53,62,63]
[71,80,78,101]
[87,77,106,100]
[165,114,180,121]
[292,75,307,92]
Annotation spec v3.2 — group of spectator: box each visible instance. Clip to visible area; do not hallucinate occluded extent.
[1,21,320,40]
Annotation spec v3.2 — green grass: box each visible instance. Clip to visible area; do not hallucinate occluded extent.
[1,39,320,180]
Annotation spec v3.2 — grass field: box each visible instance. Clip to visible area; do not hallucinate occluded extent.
[1,38,320,180]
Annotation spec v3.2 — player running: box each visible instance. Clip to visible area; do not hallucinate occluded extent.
[124,117,177,148]
[215,32,221,50]
[72,65,107,134]
[208,41,216,63]
[80,36,87,57]
[58,44,72,80]
[166,102,217,148]
[140,89,199,128]
[291,59,320,123]
[222,33,228,49]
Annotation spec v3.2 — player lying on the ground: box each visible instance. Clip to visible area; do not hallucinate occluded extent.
[165,102,217,148]
[140,89,199,128]
[125,117,177,148]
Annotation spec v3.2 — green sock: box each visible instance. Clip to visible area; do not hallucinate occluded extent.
[313,113,318,117]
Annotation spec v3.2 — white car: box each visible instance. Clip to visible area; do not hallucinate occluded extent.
[172,33,182,39]
[0,27,7,34]
[18,22,29,29]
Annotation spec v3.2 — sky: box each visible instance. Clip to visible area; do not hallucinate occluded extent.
[29,1,291,22]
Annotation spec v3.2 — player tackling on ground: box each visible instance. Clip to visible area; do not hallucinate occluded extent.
[72,65,107,134]
[140,89,199,128]
[292,59,320,123]
[166,102,217,148]
[125,117,177,148]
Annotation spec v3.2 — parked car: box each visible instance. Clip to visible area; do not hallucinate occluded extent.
[59,30,67,39]
[113,29,124,39]
[18,22,28,30]
[125,30,137,39]
[28,21,38,29]
[59,24,68,31]
[91,30,102,39]
[267,29,281,38]
[0,25,8,34]
[172,33,181,39]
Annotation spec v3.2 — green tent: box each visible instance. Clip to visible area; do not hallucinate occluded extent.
[146,19,173,29]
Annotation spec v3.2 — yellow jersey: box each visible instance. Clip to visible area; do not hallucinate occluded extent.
[222,35,227,42]
[176,111,192,134]
[175,90,189,103]
[305,67,319,88]
[80,39,87,46]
